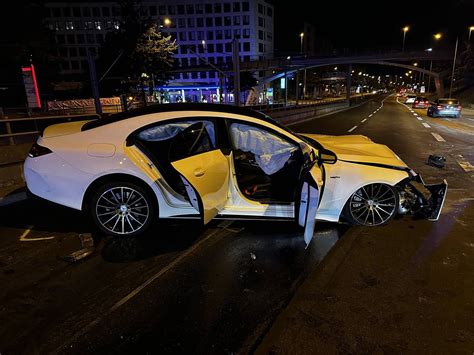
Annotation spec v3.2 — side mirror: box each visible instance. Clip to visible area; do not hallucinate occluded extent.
[319,149,337,164]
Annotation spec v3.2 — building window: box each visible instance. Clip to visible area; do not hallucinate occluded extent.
[69,47,78,57]
[96,34,104,43]
[216,30,223,40]
[95,21,102,30]
[233,16,241,25]
[66,21,74,30]
[168,5,176,15]
[54,21,63,31]
[216,43,223,52]
[244,55,250,62]
[267,7,273,17]
[56,35,65,44]
[191,72,198,79]
[82,7,91,17]
[197,18,204,27]
[178,18,185,28]
[77,34,85,44]
[234,29,241,38]
[112,7,120,16]
[214,3,221,13]
[243,15,249,25]
[67,34,75,44]
[267,32,272,41]
[215,17,222,26]
[149,6,157,16]
[223,3,231,12]
[84,21,93,30]
[207,31,214,40]
[52,8,61,17]
[209,72,216,79]
[233,2,241,12]
[242,2,249,11]
[92,7,100,17]
[225,43,232,52]
[61,61,70,71]
[187,18,194,28]
[258,4,264,14]
[225,29,232,39]
[206,18,213,27]
[243,42,250,51]
[197,31,204,40]
[207,44,215,53]
[79,47,86,56]
[63,7,71,17]
[188,31,196,40]
[258,30,264,40]
[81,60,88,69]
[59,47,67,57]
[177,5,185,14]
[196,4,203,14]
[259,43,264,52]
[205,4,213,13]
[113,21,120,30]
[190,58,197,66]
[179,32,186,41]
[102,7,110,16]
[186,4,194,14]
[73,7,81,17]
[243,29,250,38]
[258,17,264,27]
[86,34,95,43]
[224,16,231,26]
[159,5,166,15]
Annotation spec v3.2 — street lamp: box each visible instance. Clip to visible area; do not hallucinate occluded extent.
[449,36,459,98]
[427,33,443,93]
[164,18,171,26]
[402,26,409,52]
[433,33,442,40]
[300,32,304,54]
[469,26,474,41]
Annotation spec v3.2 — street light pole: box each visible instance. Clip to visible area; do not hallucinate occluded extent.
[300,32,304,55]
[449,36,459,98]
[402,26,409,52]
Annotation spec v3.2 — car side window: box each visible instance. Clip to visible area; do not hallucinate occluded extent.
[168,122,215,161]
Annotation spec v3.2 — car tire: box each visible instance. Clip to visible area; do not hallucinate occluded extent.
[343,183,399,226]
[90,181,155,237]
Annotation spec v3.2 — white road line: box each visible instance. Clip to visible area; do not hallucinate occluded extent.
[454,155,474,172]
[422,122,431,128]
[54,220,235,353]
[431,132,446,142]
[417,117,423,121]
[368,114,373,117]
[348,125,358,132]
[361,118,367,122]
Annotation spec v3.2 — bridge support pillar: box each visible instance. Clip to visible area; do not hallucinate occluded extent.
[346,64,352,105]
[296,70,300,105]
[434,76,444,97]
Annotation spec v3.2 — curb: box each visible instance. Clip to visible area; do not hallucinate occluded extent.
[0,191,28,208]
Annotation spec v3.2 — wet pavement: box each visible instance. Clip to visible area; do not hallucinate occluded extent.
[0,95,473,353]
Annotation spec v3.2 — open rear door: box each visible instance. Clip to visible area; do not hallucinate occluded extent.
[169,122,229,224]
[297,167,324,247]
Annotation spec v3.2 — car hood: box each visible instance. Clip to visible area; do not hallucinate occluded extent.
[302,133,408,168]
[42,120,90,138]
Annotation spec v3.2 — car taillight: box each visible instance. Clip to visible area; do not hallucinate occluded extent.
[456,105,462,110]
[28,142,52,158]
[437,105,443,109]
[414,101,419,104]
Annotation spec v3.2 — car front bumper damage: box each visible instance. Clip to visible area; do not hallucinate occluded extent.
[398,173,448,221]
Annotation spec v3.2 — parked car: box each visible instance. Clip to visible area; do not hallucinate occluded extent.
[404,94,417,104]
[412,97,430,109]
[24,104,447,245]
[427,98,462,118]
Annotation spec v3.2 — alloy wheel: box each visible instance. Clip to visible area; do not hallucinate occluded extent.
[349,183,397,226]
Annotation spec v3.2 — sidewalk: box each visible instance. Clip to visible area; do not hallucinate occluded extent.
[256,189,474,354]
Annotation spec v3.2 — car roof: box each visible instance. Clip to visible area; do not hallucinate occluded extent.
[81,103,276,131]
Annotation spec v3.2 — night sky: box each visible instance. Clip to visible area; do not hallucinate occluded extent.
[273,0,474,54]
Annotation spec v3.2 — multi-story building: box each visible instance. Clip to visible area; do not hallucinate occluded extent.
[44,0,274,102]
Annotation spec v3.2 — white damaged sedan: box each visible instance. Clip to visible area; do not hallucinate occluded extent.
[24,104,447,245]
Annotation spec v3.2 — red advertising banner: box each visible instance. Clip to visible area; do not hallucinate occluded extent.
[22,64,41,109]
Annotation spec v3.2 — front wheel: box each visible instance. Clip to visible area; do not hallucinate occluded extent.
[90,181,155,237]
[343,183,399,226]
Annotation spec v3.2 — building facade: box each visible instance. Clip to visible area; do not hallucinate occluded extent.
[44,0,274,101]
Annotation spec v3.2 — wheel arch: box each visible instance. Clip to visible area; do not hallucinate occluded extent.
[81,173,159,212]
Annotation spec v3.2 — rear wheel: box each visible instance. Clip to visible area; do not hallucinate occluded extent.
[90,181,155,237]
[344,183,399,226]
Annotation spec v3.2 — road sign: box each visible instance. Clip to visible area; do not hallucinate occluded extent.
[21,64,41,109]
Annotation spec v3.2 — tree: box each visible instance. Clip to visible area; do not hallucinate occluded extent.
[226,71,258,92]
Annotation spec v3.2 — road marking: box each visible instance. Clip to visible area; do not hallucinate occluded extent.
[431,132,446,142]
[19,225,55,242]
[422,122,431,128]
[454,155,474,172]
[53,220,235,352]
[348,126,358,132]
[368,114,373,117]
[417,117,423,121]
[361,118,367,122]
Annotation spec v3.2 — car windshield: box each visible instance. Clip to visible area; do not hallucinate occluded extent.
[439,99,459,105]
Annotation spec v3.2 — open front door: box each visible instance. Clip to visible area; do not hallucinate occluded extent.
[297,166,324,247]
[169,122,229,224]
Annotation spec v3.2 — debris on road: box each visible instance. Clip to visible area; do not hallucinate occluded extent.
[250,252,257,260]
[62,233,95,263]
[428,154,446,168]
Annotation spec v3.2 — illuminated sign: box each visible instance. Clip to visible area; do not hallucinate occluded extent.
[22,64,41,109]
[280,78,286,89]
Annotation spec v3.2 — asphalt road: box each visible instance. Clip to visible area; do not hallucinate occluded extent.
[0,95,473,354]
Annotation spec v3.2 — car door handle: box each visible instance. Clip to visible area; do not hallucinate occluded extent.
[194,168,205,177]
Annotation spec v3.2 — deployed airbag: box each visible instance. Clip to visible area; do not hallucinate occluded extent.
[230,123,297,175]
[138,121,215,146]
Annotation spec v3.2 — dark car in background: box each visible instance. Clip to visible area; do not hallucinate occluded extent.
[412,97,429,109]
[427,98,462,118]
